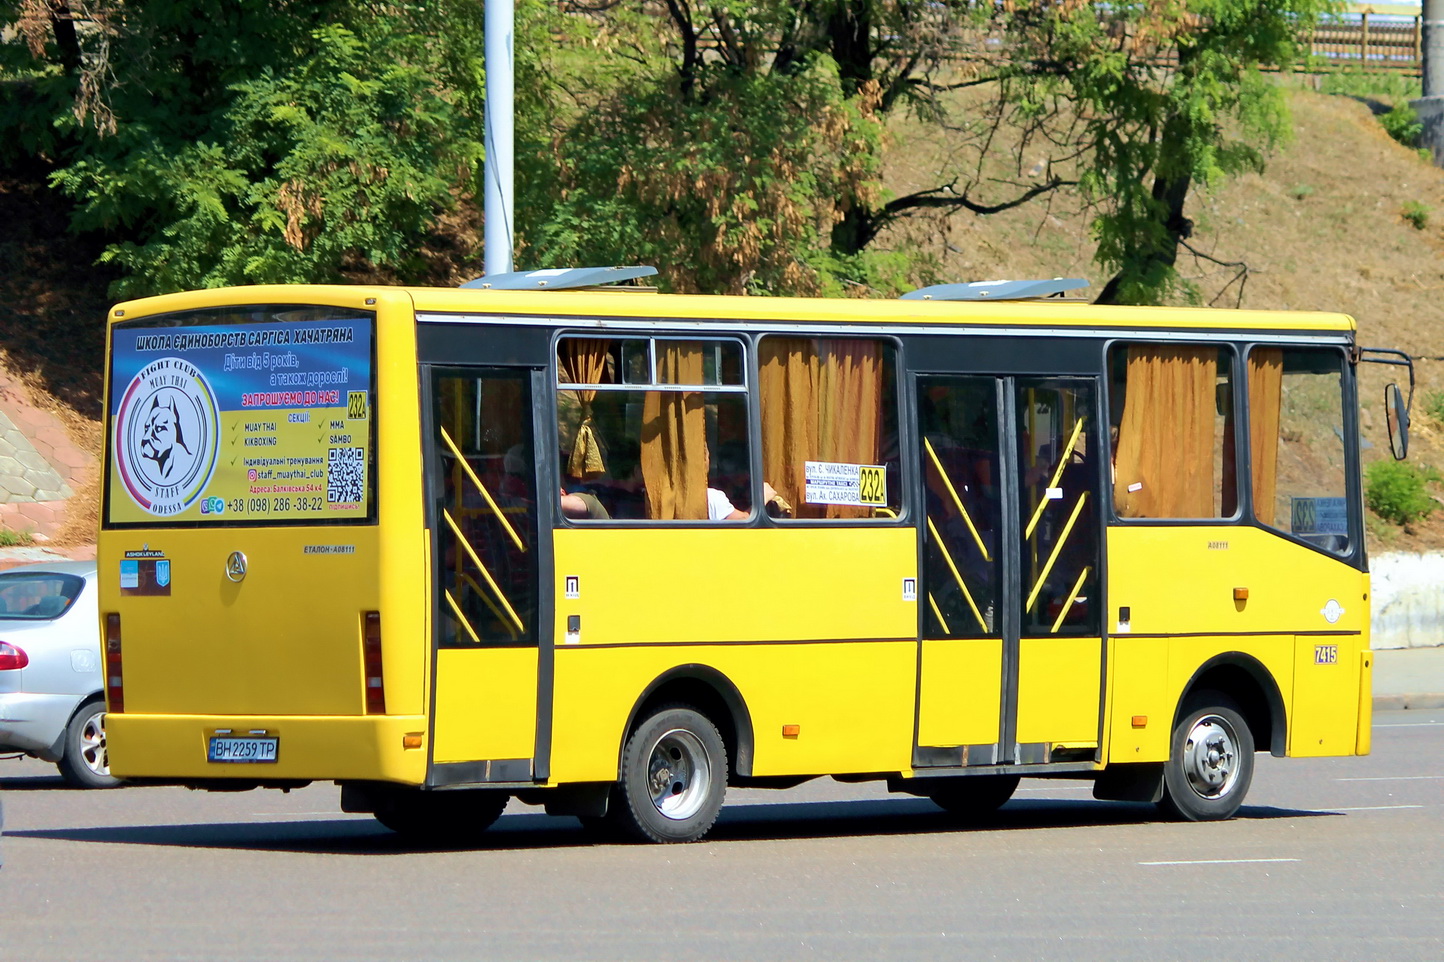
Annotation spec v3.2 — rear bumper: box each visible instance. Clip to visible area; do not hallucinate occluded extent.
[107,713,429,785]
[0,691,83,759]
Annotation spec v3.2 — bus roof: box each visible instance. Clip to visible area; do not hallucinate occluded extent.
[109,284,1357,336]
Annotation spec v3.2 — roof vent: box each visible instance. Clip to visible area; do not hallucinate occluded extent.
[901,278,1089,301]
[460,265,658,291]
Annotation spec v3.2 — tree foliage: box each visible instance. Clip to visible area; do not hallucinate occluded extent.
[2,0,488,296]
[3,0,1339,302]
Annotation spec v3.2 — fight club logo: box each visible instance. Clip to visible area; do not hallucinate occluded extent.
[114,357,219,516]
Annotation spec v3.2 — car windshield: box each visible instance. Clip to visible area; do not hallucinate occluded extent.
[0,573,84,620]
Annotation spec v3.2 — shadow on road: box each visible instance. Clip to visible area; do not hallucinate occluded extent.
[5,796,1333,856]
[0,772,79,791]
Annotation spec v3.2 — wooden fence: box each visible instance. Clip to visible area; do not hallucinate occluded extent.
[1307,14,1424,73]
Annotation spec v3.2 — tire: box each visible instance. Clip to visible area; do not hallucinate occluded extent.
[925,774,1020,818]
[611,705,727,843]
[57,700,121,789]
[373,788,509,843]
[1157,691,1255,822]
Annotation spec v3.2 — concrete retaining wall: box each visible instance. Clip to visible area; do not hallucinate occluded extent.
[1371,552,1444,649]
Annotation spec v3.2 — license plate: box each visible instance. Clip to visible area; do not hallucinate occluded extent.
[208,736,279,763]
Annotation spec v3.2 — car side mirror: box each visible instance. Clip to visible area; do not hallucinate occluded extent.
[1385,382,1410,460]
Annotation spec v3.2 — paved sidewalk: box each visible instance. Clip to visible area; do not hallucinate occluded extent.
[0,366,95,542]
[1372,646,1444,710]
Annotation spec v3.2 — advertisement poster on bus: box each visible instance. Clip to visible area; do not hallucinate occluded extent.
[107,312,374,525]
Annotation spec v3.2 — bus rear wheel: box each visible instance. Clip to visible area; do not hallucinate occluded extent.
[1158,692,1255,822]
[926,774,1020,819]
[612,705,727,843]
[373,788,509,843]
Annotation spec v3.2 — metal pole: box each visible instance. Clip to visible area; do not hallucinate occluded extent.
[484,0,515,275]
[1425,0,1444,97]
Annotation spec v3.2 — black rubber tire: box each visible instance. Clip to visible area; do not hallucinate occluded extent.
[612,705,727,843]
[1157,691,1255,822]
[925,774,1020,818]
[373,788,509,842]
[57,699,121,789]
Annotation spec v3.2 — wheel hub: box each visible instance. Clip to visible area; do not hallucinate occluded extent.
[645,728,711,821]
[79,710,110,777]
[1183,715,1237,799]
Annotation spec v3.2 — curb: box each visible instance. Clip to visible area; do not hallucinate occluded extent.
[1374,693,1444,711]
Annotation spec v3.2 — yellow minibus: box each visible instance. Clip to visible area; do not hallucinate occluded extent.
[99,270,1411,842]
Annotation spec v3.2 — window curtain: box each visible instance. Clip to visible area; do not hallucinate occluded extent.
[641,344,707,520]
[759,338,818,516]
[558,339,609,479]
[1248,348,1284,526]
[1112,347,1218,518]
[760,337,883,520]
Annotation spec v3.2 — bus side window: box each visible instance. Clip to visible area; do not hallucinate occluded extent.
[1248,347,1352,556]
[556,336,754,522]
[1108,344,1238,520]
[757,336,902,521]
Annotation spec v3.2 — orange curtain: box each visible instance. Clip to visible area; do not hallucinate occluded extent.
[641,345,708,520]
[759,338,818,516]
[558,339,609,479]
[1248,348,1284,527]
[815,340,883,519]
[760,337,883,520]
[1112,347,1218,518]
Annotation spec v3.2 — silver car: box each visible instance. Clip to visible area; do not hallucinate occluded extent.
[0,561,117,788]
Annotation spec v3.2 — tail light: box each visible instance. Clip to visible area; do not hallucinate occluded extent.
[0,641,28,670]
[363,611,386,714]
[105,613,124,713]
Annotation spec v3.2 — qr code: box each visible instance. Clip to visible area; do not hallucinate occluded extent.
[327,446,365,503]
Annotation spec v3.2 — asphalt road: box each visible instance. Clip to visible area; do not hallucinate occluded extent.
[2,710,1442,961]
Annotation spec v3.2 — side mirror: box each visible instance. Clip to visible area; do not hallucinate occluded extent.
[1385,382,1410,460]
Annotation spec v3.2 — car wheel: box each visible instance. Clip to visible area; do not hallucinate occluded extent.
[1157,691,1255,822]
[611,705,727,843]
[925,773,1020,818]
[373,788,508,843]
[57,700,121,789]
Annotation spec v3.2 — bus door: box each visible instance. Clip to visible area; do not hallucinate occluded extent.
[425,366,551,786]
[915,375,1104,768]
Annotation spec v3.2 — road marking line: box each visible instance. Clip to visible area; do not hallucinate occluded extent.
[1335,775,1444,781]
[1015,786,1091,793]
[1328,805,1424,811]
[1139,858,1300,866]
[1374,722,1444,728]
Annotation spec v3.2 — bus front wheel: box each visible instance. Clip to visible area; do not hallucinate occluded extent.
[1158,692,1255,822]
[612,705,728,843]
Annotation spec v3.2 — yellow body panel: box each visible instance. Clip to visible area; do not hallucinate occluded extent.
[1288,635,1366,757]
[1106,637,1170,761]
[551,527,917,646]
[1108,525,1369,760]
[549,642,917,783]
[916,639,1003,747]
[547,526,917,781]
[1016,637,1102,747]
[99,527,382,716]
[107,713,427,783]
[1106,526,1366,636]
[433,648,538,763]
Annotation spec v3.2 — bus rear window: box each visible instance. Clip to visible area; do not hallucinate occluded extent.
[105,305,377,527]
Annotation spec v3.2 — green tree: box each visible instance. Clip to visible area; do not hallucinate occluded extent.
[523,0,1333,301]
[2,0,489,295]
[1001,0,1336,304]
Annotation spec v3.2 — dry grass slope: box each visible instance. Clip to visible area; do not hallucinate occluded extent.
[881,86,1444,550]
